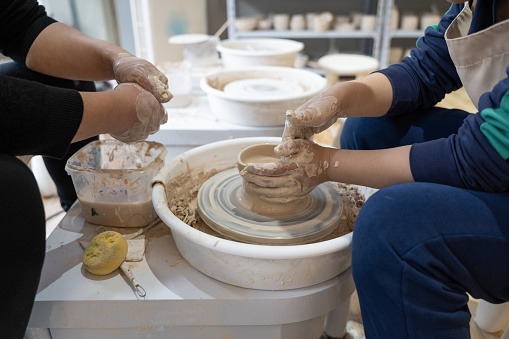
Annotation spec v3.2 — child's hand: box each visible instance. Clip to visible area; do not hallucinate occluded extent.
[240,139,330,203]
[282,94,343,141]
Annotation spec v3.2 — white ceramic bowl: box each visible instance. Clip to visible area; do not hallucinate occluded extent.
[234,17,258,32]
[217,38,304,69]
[152,137,352,290]
[200,66,327,126]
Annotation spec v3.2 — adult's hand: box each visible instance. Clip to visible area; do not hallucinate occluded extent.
[109,83,168,143]
[113,53,173,103]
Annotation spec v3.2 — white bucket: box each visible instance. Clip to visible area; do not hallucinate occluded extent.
[217,38,304,69]
[152,137,352,290]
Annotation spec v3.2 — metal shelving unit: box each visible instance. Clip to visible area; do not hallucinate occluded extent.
[379,0,450,68]
[227,30,381,40]
[226,0,386,61]
[379,0,424,68]
[225,0,448,69]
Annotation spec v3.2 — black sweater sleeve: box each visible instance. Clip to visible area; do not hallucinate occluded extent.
[0,0,86,158]
[0,75,83,158]
[0,0,56,64]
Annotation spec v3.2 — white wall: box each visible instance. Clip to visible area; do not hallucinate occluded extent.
[146,0,208,64]
[39,0,119,44]
[40,0,209,64]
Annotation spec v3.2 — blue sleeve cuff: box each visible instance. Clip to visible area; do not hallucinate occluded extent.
[410,113,509,192]
[376,66,421,116]
[410,138,464,187]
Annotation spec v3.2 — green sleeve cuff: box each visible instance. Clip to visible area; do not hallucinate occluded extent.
[480,90,509,160]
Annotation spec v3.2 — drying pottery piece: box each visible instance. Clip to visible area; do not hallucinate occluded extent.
[401,12,419,30]
[273,14,290,30]
[257,18,273,30]
[360,14,377,31]
[234,17,258,31]
[290,14,306,31]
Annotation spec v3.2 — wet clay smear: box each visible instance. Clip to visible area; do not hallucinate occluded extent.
[166,167,376,244]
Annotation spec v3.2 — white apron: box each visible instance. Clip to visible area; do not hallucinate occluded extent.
[445,3,509,109]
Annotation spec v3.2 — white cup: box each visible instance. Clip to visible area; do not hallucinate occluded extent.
[335,15,350,25]
[389,47,404,65]
[235,17,258,31]
[257,17,273,30]
[290,14,306,30]
[350,12,363,29]
[420,13,441,30]
[273,14,290,30]
[313,12,334,32]
[360,14,376,31]
[401,12,419,30]
[306,12,318,31]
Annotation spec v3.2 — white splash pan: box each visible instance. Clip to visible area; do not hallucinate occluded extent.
[217,38,304,69]
[152,137,352,290]
[200,66,327,126]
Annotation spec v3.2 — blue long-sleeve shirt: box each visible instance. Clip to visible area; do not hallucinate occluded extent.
[378,1,509,193]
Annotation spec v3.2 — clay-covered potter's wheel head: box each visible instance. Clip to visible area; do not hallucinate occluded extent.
[197,143,343,245]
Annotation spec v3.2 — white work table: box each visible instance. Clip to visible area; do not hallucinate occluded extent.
[147,95,285,162]
[27,203,355,339]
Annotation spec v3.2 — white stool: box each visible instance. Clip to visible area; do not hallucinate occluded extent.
[474,300,509,335]
[317,53,379,87]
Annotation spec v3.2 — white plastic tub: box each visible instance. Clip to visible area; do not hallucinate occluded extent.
[152,137,352,290]
[66,140,167,227]
[217,38,304,69]
[200,66,327,126]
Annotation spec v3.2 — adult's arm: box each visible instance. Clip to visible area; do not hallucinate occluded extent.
[0,0,114,80]
[1,0,171,102]
[0,76,164,158]
[0,0,169,159]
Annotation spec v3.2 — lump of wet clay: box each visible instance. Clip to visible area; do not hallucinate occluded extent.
[83,231,128,275]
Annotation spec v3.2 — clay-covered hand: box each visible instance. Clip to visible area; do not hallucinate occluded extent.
[113,53,173,103]
[240,139,330,203]
[110,83,168,143]
[282,93,344,141]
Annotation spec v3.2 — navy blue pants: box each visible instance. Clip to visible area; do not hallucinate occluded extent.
[341,108,509,338]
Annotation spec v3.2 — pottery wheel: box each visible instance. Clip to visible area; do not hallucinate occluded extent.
[197,168,343,245]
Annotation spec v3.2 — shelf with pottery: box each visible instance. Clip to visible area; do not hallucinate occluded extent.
[387,29,425,38]
[231,29,380,40]
[379,0,446,67]
[226,0,386,60]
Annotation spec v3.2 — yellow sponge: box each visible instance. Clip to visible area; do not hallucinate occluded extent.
[83,231,128,275]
